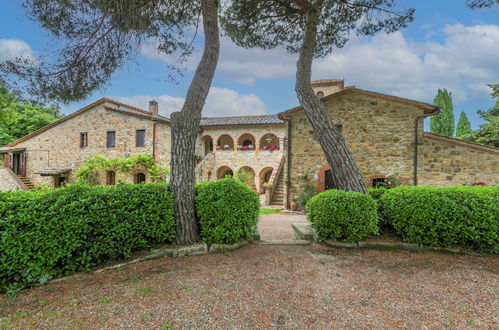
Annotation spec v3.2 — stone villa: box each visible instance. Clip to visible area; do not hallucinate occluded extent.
[1,79,498,208]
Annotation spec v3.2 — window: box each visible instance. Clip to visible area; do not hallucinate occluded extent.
[316,91,324,98]
[136,129,145,147]
[80,132,88,148]
[106,131,115,148]
[372,178,387,188]
[135,172,146,184]
[107,171,116,185]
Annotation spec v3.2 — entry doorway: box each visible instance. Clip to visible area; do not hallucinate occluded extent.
[325,169,335,190]
[9,152,26,176]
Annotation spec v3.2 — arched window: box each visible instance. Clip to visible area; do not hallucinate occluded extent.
[217,135,234,151]
[135,172,146,184]
[259,133,280,151]
[316,91,324,98]
[106,171,115,185]
[217,166,234,179]
[237,133,256,150]
[201,135,213,156]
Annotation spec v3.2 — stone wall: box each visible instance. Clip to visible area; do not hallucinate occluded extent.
[419,133,499,186]
[7,102,171,187]
[0,168,24,191]
[285,92,426,200]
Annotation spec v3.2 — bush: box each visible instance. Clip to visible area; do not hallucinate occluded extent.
[368,187,389,222]
[380,186,499,252]
[0,183,175,293]
[368,187,388,202]
[196,177,260,244]
[306,189,379,243]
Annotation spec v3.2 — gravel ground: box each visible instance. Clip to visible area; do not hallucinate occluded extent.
[1,244,498,329]
[258,213,308,240]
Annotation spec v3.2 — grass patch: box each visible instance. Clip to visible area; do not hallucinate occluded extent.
[259,208,281,215]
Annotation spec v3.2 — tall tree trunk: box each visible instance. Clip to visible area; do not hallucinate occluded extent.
[295,4,367,193]
[170,0,220,245]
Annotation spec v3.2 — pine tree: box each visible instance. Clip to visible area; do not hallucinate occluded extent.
[455,112,473,138]
[430,89,455,137]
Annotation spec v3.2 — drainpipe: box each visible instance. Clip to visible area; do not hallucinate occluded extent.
[280,116,292,209]
[413,108,439,186]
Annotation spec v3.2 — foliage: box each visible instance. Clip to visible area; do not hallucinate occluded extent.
[455,112,473,139]
[306,189,379,243]
[430,89,454,137]
[0,183,175,292]
[235,168,254,187]
[74,154,169,184]
[368,187,388,203]
[259,208,280,215]
[0,1,203,102]
[196,177,260,244]
[296,173,317,210]
[466,0,498,9]
[0,82,63,146]
[380,186,499,252]
[222,1,413,58]
[464,85,499,147]
[373,173,401,188]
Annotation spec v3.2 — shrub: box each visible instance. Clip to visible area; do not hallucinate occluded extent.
[196,177,260,244]
[380,186,499,252]
[306,189,379,243]
[0,183,175,292]
[368,187,389,222]
[296,173,317,210]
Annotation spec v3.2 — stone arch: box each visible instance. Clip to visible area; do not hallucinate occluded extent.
[316,91,324,98]
[217,134,234,150]
[237,166,256,189]
[217,166,234,179]
[201,135,214,156]
[259,133,280,151]
[135,172,146,184]
[236,133,256,149]
[258,167,273,193]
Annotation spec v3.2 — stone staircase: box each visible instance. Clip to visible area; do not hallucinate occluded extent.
[270,169,285,206]
[18,176,35,190]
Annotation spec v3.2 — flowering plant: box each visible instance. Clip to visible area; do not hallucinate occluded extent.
[380,173,401,188]
[263,145,279,152]
[470,181,488,186]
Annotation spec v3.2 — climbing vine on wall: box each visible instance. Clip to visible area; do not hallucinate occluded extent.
[75,154,169,184]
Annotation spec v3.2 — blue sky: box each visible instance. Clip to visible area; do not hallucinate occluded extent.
[1,0,498,130]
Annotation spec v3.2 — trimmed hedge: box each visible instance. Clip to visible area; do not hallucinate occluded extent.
[196,177,260,244]
[0,183,175,293]
[306,189,379,243]
[380,186,499,252]
[368,187,388,203]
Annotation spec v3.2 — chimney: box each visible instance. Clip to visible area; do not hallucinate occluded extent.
[149,100,158,115]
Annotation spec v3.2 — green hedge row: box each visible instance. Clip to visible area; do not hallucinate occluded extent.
[196,177,260,244]
[306,189,379,242]
[0,183,175,293]
[380,186,499,252]
[1,178,261,292]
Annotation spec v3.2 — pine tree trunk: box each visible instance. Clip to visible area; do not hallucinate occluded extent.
[295,5,367,193]
[170,0,220,245]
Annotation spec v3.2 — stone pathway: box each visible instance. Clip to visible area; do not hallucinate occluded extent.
[258,213,308,241]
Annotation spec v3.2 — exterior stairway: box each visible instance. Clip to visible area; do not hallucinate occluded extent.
[270,170,285,206]
[18,176,35,190]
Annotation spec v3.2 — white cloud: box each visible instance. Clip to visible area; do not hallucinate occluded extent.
[113,87,265,117]
[312,24,499,103]
[139,23,499,104]
[0,39,35,62]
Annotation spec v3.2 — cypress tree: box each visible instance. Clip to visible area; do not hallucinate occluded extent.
[430,89,455,136]
[455,112,473,138]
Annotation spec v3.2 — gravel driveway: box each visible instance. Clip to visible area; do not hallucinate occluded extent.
[1,244,497,329]
[258,213,307,240]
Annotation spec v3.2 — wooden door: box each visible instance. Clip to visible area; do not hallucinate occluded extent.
[325,169,335,190]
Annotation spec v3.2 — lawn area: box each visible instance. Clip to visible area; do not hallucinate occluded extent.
[259,208,281,215]
[1,244,497,328]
